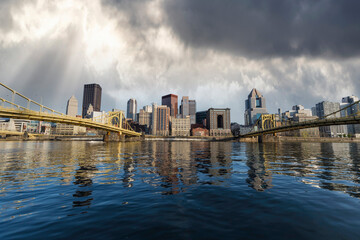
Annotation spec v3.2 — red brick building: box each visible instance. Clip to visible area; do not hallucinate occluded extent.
[162,94,178,117]
[191,124,209,136]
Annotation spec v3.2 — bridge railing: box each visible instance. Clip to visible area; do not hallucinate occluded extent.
[246,103,360,137]
[0,82,64,115]
[0,82,140,135]
[0,98,27,111]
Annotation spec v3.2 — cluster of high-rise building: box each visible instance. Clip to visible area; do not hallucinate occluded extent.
[55,83,103,135]
[243,88,360,138]
[127,94,232,137]
[2,81,358,139]
[1,82,231,137]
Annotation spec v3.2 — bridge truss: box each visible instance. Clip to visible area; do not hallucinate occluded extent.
[0,82,141,137]
[242,101,360,138]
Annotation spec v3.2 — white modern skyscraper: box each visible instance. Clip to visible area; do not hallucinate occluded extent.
[143,105,153,113]
[127,98,137,121]
[66,95,78,117]
[244,88,268,125]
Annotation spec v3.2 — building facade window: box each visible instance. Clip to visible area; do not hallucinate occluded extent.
[256,98,261,108]
[217,115,223,129]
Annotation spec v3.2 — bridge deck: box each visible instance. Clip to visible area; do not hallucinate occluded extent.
[241,114,360,138]
[0,107,141,137]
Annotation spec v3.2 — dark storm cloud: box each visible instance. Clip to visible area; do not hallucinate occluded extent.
[1,0,359,122]
[163,0,360,58]
[102,0,156,28]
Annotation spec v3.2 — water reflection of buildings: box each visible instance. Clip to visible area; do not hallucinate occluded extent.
[191,142,233,183]
[100,142,137,188]
[172,141,195,186]
[2,140,360,210]
[146,141,233,195]
[0,141,102,215]
[349,143,360,185]
[244,141,360,198]
[0,141,83,187]
[72,155,97,208]
[245,143,273,191]
[149,141,191,195]
[209,142,232,179]
[317,143,360,198]
[121,142,141,188]
[270,142,360,198]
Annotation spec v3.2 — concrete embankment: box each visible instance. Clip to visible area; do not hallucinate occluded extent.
[278,136,360,143]
[55,135,103,141]
[2,133,359,143]
[237,135,360,143]
[0,134,104,141]
[144,136,235,142]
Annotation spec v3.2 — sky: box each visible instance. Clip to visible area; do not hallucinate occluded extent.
[0,0,359,123]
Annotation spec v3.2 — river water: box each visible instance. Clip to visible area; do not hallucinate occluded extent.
[0,141,360,239]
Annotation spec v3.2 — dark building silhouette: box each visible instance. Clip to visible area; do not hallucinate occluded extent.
[196,111,207,126]
[82,84,102,118]
[162,94,178,117]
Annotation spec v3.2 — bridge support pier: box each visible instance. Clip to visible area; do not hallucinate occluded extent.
[258,134,279,143]
[23,131,29,140]
[103,132,125,142]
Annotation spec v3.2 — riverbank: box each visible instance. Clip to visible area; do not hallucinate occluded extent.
[279,136,360,143]
[144,135,234,141]
[239,136,360,143]
[0,134,234,142]
[0,135,103,141]
[2,134,360,143]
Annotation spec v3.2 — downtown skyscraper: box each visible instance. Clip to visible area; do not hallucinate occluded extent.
[162,94,178,117]
[244,88,268,126]
[180,96,196,124]
[152,103,170,136]
[82,83,102,118]
[66,95,78,117]
[127,98,137,121]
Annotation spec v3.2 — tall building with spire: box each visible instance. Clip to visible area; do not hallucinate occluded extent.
[244,88,268,125]
[66,95,78,117]
[82,83,102,118]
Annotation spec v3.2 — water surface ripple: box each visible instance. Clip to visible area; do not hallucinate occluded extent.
[1,141,360,239]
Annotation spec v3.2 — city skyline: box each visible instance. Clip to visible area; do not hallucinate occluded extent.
[0,1,359,123]
[70,83,359,126]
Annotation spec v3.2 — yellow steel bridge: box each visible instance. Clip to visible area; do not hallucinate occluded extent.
[0,82,141,137]
[241,100,360,138]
